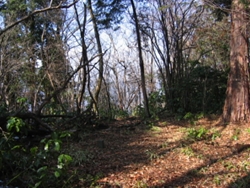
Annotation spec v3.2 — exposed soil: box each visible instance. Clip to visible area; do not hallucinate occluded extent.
[68,116,250,187]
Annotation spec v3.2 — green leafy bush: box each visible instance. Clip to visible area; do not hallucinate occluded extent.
[115,109,129,119]
[132,91,165,119]
[7,117,25,133]
[148,91,165,117]
[132,105,145,117]
[0,125,74,187]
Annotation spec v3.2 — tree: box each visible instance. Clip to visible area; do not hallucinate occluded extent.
[87,0,104,115]
[130,0,150,117]
[0,1,79,129]
[73,2,89,114]
[0,1,77,36]
[140,0,204,113]
[222,0,250,122]
[93,0,127,30]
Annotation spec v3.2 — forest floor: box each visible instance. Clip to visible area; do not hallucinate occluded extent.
[68,115,250,188]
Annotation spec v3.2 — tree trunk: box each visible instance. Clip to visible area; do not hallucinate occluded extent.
[130,0,150,118]
[74,3,88,114]
[87,0,104,115]
[222,0,250,123]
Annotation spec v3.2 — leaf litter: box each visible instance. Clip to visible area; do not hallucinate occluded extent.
[68,116,250,187]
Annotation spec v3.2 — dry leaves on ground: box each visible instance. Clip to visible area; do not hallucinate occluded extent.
[69,116,250,187]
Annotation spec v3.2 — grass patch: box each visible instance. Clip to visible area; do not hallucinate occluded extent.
[210,129,221,140]
[181,146,195,157]
[145,149,159,160]
[231,128,241,141]
[150,126,162,132]
[185,127,209,141]
[223,161,236,171]
[213,175,221,186]
[159,141,168,148]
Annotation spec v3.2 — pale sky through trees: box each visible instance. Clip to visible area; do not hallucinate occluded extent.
[0,0,230,115]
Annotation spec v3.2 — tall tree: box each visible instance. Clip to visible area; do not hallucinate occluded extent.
[142,0,203,113]
[0,0,74,113]
[87,0,104,115]
[130,0,150,117]
[222,0,250,122]
[73,3,89,114]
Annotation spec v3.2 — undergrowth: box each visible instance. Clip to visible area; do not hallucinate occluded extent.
[0,117,75,187]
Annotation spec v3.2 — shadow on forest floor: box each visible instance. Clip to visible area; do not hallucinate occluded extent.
[66,116,250,187]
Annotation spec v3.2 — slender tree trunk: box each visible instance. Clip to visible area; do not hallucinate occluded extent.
[157,0,174,111]
[222,0,250,123]
[87,0,104,115]
[74,3,88,114]
[130,0,150,118]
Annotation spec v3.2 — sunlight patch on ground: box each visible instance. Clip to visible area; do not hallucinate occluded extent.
[73,117,250,187]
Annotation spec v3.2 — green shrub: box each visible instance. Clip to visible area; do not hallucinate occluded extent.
[186,127,208,140]
[166,66,228,114]
[132,105,144,117]
[148,91,165,117]
[0,126,74,187]
[7,117,25,133]
[115,109,129,119]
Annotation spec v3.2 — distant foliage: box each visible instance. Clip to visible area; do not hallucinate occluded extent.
[114,109,129,119]
[93,0,128,30]
[148,91,165,117]
[168,65,228,114]
[132,104,145,117]
[132,91,165,118]
[184,112,204,125]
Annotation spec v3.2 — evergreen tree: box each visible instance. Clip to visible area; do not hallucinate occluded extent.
[0,0,70,112]
[208,0,250,122]
[93,0,127,30]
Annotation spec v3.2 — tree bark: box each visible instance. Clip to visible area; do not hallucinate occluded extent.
[130,0,150,118]
[222,0,250,123]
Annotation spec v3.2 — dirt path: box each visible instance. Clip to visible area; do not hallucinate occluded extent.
[70,117,250,187]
